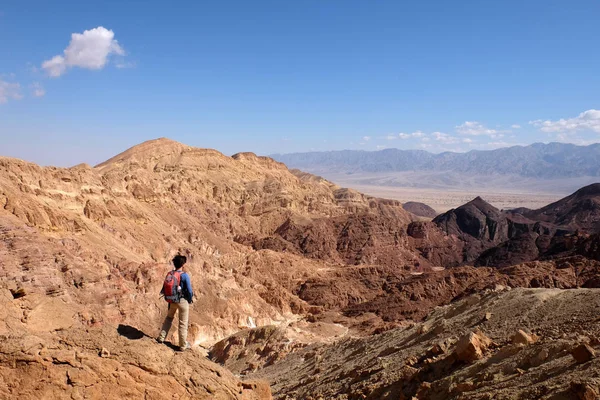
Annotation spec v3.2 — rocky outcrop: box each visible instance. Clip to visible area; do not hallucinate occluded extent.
[434,197,516,263]
[403,201,438,218]
[0,288,272,400]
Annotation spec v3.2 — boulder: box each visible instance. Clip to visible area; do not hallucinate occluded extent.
[512,330,538,346]
[455,332,492,362]
[571,344,596,364]
[529,348,550,367]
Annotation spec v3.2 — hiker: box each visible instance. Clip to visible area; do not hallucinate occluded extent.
[157,254,194,351]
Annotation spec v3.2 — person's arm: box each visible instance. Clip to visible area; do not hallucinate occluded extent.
[183,273,194,303]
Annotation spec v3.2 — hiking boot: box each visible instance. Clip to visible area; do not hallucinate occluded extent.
[179,342,191,352]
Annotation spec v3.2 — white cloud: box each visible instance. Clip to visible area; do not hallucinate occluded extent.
[552,134,598,146]
[456,121,499,136]
[42,56,67,77]
[362,136,371,142]
[0,79,22,104]
[511,124,521,129]
[396,131,425,139]
[42,26,125,77]
[433,131,459,144]
[530,109,600,134]
[421,137,431,142]
[30,82,45,98]
[462,138,473,143]
[376,145,387,150]
[385,134,397,140]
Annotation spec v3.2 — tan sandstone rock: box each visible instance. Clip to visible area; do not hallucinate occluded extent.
[512,329,538,346]
[455,331,492,362]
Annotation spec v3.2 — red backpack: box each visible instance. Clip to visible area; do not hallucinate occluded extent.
[163,270,183,303]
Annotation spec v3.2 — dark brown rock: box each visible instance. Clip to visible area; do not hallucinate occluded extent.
[571,344,596,364]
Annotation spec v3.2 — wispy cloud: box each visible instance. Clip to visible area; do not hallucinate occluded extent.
[42,27,126,77]
[397,131,425,139]
[30,82,45,98]
[433,131,460,144]
[511,124,521,129]
[362,136,371,142]
[456,121,499,136]
[0,79,22,104]
[530,109,600,134]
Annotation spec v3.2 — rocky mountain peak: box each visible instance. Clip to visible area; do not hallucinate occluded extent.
[95,137,190,169]
[463,196,499,214]
[574,182,600,197]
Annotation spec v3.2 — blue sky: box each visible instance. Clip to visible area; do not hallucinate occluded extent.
[1,0,599,166]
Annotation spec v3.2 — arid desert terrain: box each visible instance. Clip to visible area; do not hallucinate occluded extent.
[1,138,599,400]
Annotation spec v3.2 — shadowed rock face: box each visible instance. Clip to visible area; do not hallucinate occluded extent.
[431,192,600,267]
[435,197,509,240]
[434,197,519,264]
[521,183,600,233]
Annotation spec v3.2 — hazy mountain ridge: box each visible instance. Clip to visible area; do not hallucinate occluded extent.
[272,142,600,179]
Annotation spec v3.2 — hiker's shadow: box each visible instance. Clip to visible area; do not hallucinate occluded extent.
[161,341,181,351]
[117,324,150,340]
[116,324,180,351]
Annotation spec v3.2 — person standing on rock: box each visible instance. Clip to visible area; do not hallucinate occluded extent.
[157,254,194,351]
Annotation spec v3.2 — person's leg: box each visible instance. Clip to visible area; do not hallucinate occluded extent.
[157,303,178,342]
[177,299,189,349]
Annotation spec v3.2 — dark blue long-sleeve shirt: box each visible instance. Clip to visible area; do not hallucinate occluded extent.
[179,272,194,303]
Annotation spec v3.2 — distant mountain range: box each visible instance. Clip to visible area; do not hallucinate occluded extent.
[271,142,600,179]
